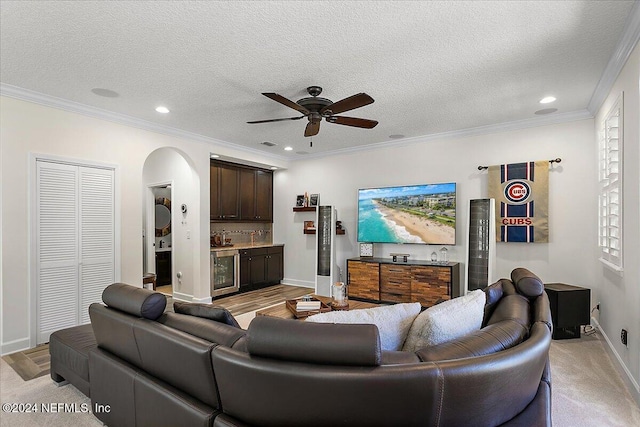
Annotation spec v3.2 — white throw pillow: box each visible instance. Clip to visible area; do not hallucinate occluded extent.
[402,290,486,352]
[305,302,422,351]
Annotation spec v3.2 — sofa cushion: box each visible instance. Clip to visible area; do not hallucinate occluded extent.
[486,294,531,328]
[49,324,96,384]
[248,316,381,366]
[102,283,166,320]
[483,279,506,326]
[306,302,421,351]
[402,290,486,352]
[511,268,545,298]
[173,301,240,328]
[415,319,529,361]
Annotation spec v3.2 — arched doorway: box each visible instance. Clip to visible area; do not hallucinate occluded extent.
[142,147,200,299]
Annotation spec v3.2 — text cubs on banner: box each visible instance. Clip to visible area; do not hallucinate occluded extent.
[488,161,549,243]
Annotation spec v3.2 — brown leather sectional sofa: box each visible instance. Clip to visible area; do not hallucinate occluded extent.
[50,268,552,426]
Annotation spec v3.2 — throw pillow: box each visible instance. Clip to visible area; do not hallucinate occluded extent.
[402,290,486,352]
[305,302,422,351]
[173,301,240,328]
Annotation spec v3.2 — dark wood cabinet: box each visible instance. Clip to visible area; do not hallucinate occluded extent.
[210,162,240,220]
[155,251,172,286]
[347,260,380,300]
[212,160,272,222]
[239,245,284,291]
[254,170,273,221]
[347,257,460,307]
[265,246,283,282]
[240,168,272,221]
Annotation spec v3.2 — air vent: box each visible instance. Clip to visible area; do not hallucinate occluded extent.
[261,141,277,147]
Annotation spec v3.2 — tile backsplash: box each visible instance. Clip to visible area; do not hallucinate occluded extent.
[210,222,272,246]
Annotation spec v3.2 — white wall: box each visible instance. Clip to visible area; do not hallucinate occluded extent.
[593,42,640,400]
[275,119,598,296]
[143,148,200,301]
[0,96,281,354]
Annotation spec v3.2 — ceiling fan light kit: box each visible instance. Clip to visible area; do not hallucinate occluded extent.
[247,86,378,138]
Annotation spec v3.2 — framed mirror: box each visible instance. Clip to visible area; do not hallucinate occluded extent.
[155,197,171,237]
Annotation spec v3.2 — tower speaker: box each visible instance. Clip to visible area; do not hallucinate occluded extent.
[315,205,337,296]
[465,199,496,291]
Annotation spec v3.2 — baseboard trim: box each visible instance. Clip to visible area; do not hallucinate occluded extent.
[191,295,213,304]
[591,318,640,407]
[282,278,315,289]
[1,337,31,356]
[171,291,194,302]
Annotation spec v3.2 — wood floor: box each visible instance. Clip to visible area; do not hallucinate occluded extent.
[1,343,50,381]
[212,284,312,316]
[156,284,173,295]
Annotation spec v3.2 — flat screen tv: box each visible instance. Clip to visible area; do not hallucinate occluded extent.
[357,182,456,245]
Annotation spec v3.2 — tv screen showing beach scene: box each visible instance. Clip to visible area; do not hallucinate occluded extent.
[357,183,456,245]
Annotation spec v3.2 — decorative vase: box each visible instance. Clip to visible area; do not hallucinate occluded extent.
[439,247,449,264]
[331,281,349,309]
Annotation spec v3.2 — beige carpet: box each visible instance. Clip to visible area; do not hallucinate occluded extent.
[550,332,640,426]
[2,326,639,426]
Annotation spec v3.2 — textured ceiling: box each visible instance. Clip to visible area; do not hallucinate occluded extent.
[0,1,636,158]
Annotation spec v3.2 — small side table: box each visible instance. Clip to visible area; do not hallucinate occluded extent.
[544,283,591,339]
[143,273,157,291]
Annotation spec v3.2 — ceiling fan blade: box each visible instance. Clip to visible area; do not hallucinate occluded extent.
[321,93,374,115]
[304,120,320,137]
[262,93,310,114]
[327,116,378,129]
[247,116,305,124]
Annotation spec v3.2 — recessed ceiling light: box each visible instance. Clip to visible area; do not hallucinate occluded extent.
[270,166,278,170]
[284,146,293,151]
[539,96,556,104]
[155,106,170,114]
[91,88,119,98]
[210,154,220,158]
[389,134,405,139]
[534,108,558,115]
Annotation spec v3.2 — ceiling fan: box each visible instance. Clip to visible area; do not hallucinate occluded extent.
[247,86,378,137]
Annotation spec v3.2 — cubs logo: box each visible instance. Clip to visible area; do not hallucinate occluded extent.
[504,180,531,204]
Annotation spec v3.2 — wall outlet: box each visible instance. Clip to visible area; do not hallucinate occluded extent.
[621,329,628,347]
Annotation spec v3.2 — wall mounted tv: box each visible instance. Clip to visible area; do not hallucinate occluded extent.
[357,183,456,245]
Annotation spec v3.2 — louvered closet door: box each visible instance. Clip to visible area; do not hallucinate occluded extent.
[36,162,80,343]
[79,166,115,325]
[36,161,115,343]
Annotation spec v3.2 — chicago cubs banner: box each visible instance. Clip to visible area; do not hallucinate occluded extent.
[488,161,549,243]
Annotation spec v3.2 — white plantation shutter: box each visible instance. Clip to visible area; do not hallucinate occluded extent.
[598,94,623,272]
[36,162,79,343]
[36,160,115,343]
[79,167,115,325]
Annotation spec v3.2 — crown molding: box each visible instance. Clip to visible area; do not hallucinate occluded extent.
[2,82,593,165]
[0,83,288,163]
[587,0,640,114]
[293,109,593,161]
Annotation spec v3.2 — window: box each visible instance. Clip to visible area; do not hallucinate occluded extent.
[598,93,623,272]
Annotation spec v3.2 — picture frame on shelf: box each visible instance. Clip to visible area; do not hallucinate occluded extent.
[309,193,319,206]
[296,195,305,207]
[304,220,315,231]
